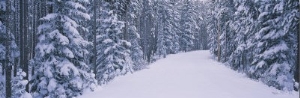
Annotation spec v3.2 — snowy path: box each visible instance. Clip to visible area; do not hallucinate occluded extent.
[79,50,298,98]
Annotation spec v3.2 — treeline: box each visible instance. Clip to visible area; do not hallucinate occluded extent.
[206,0,299,91]
[0,0,208,98]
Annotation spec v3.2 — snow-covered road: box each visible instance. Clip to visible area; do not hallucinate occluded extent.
[79,50,298,98]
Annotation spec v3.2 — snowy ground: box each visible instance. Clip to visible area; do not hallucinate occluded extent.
[79,50,299,98]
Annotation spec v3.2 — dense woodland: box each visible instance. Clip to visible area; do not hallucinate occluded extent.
[0,0,298,98]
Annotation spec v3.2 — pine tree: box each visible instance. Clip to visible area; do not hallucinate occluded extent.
[140,0,156,63]
[75,0,93,66]
[0,1,20,97]
[0,1,6,76]
[250,0,297,91]
[228,0,258,71]
[178,0,195,52]
[283,0,299,89]
[31,0,96,97]
[154,0,169,59]
[207,0,299,91]
[96,1,133,85]
[128,0,147,71]
[0,19,4,95]
[166,0,180,54]
[12,69,32,98]
[154,0,180,59]
[0,3,6,97]
[0,74,4,98]
[207,0,223,59]
[192,1,208,50]
[214,0,235,63]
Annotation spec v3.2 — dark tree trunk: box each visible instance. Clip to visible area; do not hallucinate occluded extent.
[5,0,12,97]
[24,0,29,92]
[13,0,18,77]
[93,0,98,75]
[217,20,221,62]
[20,0,29,92]
[123,0,129,41]
[20,0,24,70]
[296,28,299,89]
[5,66,12,98]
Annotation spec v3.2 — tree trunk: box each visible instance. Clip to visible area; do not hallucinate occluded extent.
[5,0,12,97]
[217,20,221,62]
[123,0,129,41]
[296,1,300,85]
[13,0,18,77]
[20,0,24,71]
[20,0,29,92]
[93,0,98,75]
[5,65,12,98]
[24,0,29,92]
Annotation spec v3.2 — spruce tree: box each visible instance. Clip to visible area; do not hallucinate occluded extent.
[128,0,147,71]
[154,0,180,59]
[96,1,133,85]
[0,1,20,96]
[250,0,297,91]
[178,0,195,52]
[31,0,96,97]
[228,0,257,71]
[0,21,5,98]
[12,69,32,98]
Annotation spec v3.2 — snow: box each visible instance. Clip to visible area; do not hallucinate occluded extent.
[104,46,113,55]
[79,50,298,98]
[47,79,57,92]
[0,44,5,60]
[258,12,270,21]
[58,60,79,76]
[261,41,289,58]
[41,13,58,21]
[66,1,86,11]
[20,80,28,86]
[103,39,113,44]
[21,72,27,77]
[62,48,74,58]
[0,1,5,11]
[122,41,132,47]
[21,92,32,98]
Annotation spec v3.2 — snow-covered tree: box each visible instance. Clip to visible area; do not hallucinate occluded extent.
[178,0,195,52]
[250,0,298,91]
[207,0,298,91]
[0,25,5,95]
[0,74,5,98]
[0,2,5,81]
[0,0,20,96]
[0,21,20,98]
[96,2,133,85]
[282,0,299,89]
[154,0,180,59]
[31,0,96,97]
[127,0,147,71]
[164,0,180,54]
[154,1,169,58]
[192,1,209,50]
[139,0,156,63]
[207,0,219,58]
[208,0,232,60]
[12,69,32,98]
[215,0,235,63]
[75,0,93,65]
[0,2,5,98]
[228,0,258,71]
